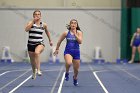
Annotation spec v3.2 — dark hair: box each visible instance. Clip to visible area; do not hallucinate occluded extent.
[66,19,81,31]
[33,9,41,17]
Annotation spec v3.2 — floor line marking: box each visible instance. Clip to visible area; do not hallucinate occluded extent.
[0,71,10,76]
[50,66,64,93]
[115,66,140,80]
[87,63,109,93]
[0,69,31,91]
[9,75,32,93]
[57,72,65,93]
[93,71,109,93]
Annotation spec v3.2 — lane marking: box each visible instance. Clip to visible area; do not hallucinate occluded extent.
[0,70,29,77]
[0,69,31,91]
[51,66,64,93]
[0,71,10,76]
[93,71,109,93]
[88,64,109,93]
[9,75,32,93]
[115,66,140,80]
[57,72,65,93]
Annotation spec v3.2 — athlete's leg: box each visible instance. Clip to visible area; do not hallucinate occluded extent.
[129,46,136,63]
[64,54,73,73]
[72,59,80,86]
[28,51,37,79]
[28,51,36,70]
[64,54,73,81]
[35,44,44,75]
[72,59,80,79]
[137,46,140,63]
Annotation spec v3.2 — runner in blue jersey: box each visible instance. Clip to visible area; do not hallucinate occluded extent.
[129,27,140,63]
[53,19,83,86]
[25,10,53,79]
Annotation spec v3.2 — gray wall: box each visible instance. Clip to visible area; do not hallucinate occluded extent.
[0,0,121,8]
[0,8,120,62]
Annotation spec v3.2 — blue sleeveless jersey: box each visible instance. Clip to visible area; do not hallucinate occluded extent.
[64,31,80,59]
[133,33,140,47]
[65,31,79,50]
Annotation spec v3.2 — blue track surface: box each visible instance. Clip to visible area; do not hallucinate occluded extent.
[0,62,140,93]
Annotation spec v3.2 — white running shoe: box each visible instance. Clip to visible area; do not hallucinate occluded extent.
[37,70,42,76]
[128,60,133,64]
[32,69,37,79]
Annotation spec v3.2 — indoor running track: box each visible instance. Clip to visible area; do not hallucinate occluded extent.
[0,62,140,93]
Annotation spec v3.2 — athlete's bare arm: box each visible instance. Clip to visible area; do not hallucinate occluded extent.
[44,23,53,46]
[74,30,83,44]
[25,20,34,32]
[53,31,67,55]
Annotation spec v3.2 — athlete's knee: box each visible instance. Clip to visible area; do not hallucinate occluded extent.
[66,62,72,66]
[74,68,79,74]
[34,52,40,56]
[132,51,136,54]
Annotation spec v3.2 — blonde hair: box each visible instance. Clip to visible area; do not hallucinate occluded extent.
[33,9,41,17]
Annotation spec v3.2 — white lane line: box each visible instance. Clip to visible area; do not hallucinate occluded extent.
[0,69,31,77]
[0,69,31,91]
[0,71,10,76]
[50,66,64,93]
[93,71,109,93]
[9,75,32,93]
[87,64,109,93]
[43,69,64,72]
[115,66,140,80]
[57,72,65,93]
[123,70,140,80]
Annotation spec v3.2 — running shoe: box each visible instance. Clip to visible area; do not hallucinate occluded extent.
[128,60,133,64]
[73,76,78,86]
[32,69,37,79]
[37,70,42,76]
[65,72,69,81]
